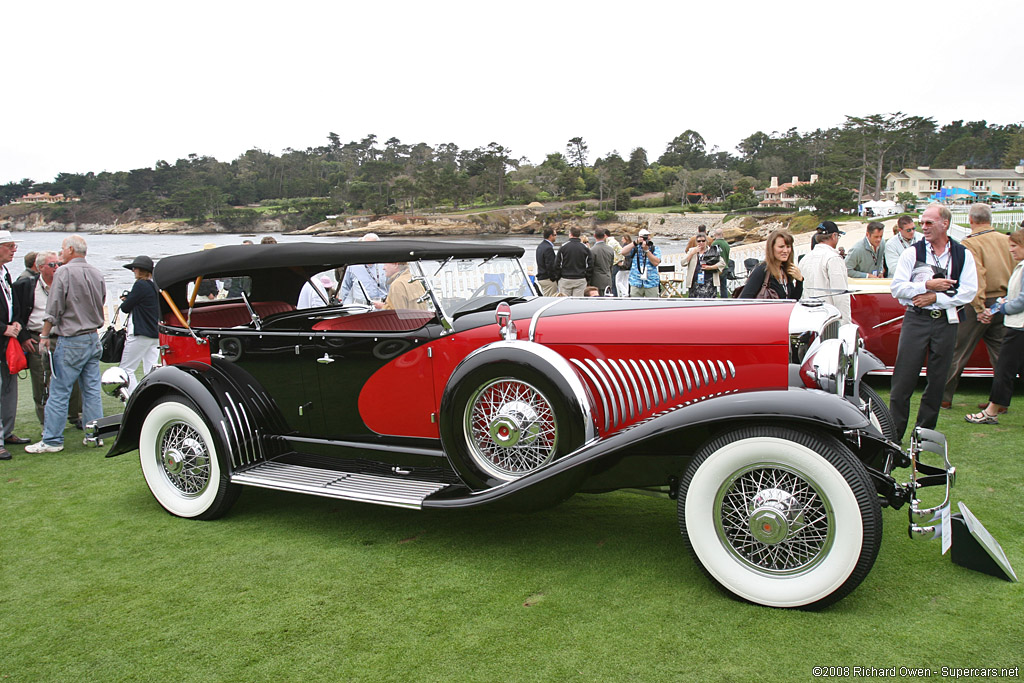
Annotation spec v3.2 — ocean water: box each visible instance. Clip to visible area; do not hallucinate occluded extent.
[10,231,696,306]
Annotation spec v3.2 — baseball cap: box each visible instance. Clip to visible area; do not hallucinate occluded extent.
[638,229,651,237]
[816,221,845,235]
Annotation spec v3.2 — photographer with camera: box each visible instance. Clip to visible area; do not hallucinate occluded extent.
[620,228,662,297]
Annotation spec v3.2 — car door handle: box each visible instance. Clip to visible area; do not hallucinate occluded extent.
[317,354,335,364]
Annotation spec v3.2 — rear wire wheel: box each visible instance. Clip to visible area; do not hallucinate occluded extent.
[678,424,882,609]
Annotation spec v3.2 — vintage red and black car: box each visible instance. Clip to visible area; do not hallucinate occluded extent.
[92,240,1013,609]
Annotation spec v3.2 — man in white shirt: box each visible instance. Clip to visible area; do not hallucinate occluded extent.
[888,203,978,441]
[800,221,851,323]
[884,215,919,276]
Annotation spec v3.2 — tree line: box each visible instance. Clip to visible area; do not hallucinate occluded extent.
[3,113,1023,224]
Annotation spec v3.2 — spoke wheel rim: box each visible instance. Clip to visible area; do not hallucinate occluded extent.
[157,421,212,497]
[464,378,557,480]
[714,463,835,576]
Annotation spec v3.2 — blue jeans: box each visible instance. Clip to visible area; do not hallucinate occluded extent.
[42,333,103,446]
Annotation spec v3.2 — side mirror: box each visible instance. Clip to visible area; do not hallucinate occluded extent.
[495,302,516,341]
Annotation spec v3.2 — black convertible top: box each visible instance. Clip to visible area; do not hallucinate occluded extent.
[154,240,525,290]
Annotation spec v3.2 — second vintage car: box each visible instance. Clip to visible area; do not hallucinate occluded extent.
[94,240,1007,609]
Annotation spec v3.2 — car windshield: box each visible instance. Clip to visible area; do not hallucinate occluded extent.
[417,256,534,315]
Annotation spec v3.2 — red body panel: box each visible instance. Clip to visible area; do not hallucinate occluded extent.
[359,344,438,438]
[358,304,792,440]
[159,331,211,365]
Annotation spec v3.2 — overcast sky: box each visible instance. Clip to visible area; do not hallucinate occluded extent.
[4,0,1022,185]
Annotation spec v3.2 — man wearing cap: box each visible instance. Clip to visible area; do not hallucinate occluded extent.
[26,235,106,454]
[15,251,82,429]
[620,228,663,297]
[118,255,160,395]
[888,203,977,441]
[800,221,852,323]
[0,231,24,460]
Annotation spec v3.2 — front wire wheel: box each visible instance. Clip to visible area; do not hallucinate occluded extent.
[464,378,557,481]
[678,425,881,609]
[139,396,240,519]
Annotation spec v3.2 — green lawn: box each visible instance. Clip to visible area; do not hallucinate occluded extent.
[1,375,1022,681]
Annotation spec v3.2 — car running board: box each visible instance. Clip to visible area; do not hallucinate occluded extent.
[231,461,450,509]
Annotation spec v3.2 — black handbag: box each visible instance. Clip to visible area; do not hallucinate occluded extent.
[100,310,127,363]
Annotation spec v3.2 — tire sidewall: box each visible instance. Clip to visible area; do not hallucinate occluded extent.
[139,397,227,519]
[681,429,877,609]
[858,383,897,441]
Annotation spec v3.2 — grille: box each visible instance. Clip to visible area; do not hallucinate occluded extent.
[569,357,736,432]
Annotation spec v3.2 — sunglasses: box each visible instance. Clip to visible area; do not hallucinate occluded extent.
[46,262,60,268]
[696,239,706,243]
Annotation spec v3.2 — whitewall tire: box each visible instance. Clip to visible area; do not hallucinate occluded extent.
[678,425,881,609]
[139,396,239,519]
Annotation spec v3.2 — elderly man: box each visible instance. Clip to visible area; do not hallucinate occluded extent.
[26,236,106,454]
[801,221,851,323]
[846,221,886,278]
[0,231,24,460]
[885,215,919,275]
[888,204,977,441]
[374,262,428,311]
[941,203,1014,410]
[339,233,387,305]
[15,251,82,429]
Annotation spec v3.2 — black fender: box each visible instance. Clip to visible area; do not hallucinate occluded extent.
[857,348,885,380]
[423,388,877,509]
[105,361,288,472]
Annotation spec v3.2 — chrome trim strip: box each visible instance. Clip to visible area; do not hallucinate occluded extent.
[606,359,636,420]
[594,358,628,423]
[637,359,661,406]
[697,359,709,385]
[643,360,667,403]
[528,298,567,341]
[727,360,736,378]
[707,359,718,383]
[646,360,668,404]
[583,359,620,428]
[283,435,444,458]
[669,359,688,394]
[688,360,701,388]
[219,421,237,469]
[571,359,612,431]
[224,393,254,466]
[659,360,677,399]
[628,359,652,411]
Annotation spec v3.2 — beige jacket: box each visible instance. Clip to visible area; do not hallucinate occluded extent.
[962,226,1014,313]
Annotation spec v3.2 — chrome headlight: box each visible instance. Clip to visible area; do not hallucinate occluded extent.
[799,323,859,398]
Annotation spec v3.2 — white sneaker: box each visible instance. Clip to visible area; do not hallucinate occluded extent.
[83,438,104,448]
[25,441,64,454]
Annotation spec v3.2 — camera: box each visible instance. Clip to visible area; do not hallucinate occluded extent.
[634,236,654,248]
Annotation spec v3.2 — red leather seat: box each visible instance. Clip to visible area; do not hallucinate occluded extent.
[312,309,435,332]
[165,301,295,328]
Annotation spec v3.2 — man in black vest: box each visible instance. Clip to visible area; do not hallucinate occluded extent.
[888,203,978,441]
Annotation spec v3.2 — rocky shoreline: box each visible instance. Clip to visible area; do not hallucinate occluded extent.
[1,205,796,245]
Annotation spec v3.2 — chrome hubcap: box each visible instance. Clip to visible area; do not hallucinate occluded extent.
[716,465,834,575]
[466,379,557,479]
[158,423,210,497]
[488,400,541,448]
